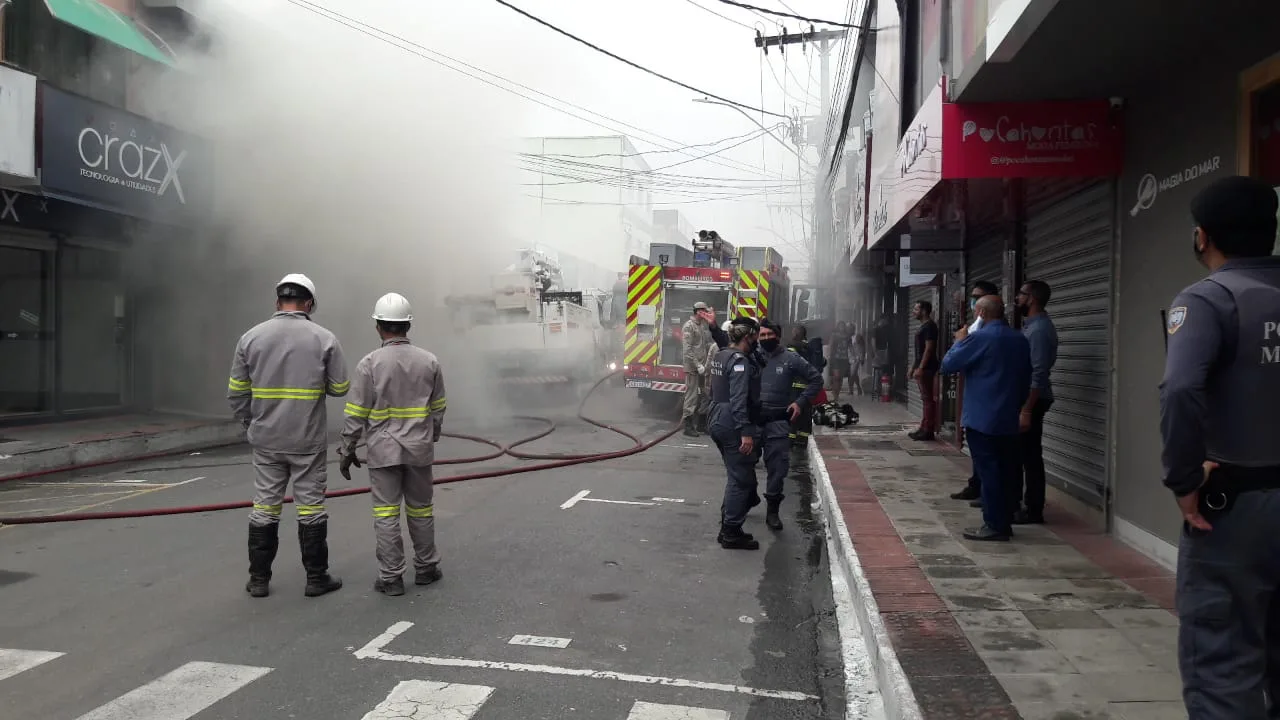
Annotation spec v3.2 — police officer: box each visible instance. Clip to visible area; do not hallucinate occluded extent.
[229,273,349,599]
[708,316,763,550]
[339,293,447,597]
[1159,175,1280,719]
[757,320,823,530]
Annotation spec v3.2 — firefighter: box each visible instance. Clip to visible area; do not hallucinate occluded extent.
[338,292,447,597]
[708,316,763,550]
[229,273,348,599]
[786,325,821,446]
[757,321,823,530]
[681,302,715,436]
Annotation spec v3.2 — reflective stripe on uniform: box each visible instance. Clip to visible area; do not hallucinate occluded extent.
[429,397,447,412]
[405,504,433,519]
[346,404,433,420]
[253,503,283,516]
[796,431,810,438]
[296,504,325,516]
[328,379,350,393]
[345,402,372,418]
[791,382,808,389]
[373,504,400,518]
[228,377,251,392]
[250,387,324,400]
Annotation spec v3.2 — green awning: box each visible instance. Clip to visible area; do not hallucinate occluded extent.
[43,0,174,66]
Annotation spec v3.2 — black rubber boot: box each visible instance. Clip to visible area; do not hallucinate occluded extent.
[246,523,279,598]
[765,499,783,531]
[694,413,708,434]
[373,576,405,596]
[299,521,343,597]
[718,523,760,550]
[682,417,699,437]
[415,566,443,586]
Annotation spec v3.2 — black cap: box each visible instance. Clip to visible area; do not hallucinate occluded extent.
[1191,175,1279,256]
[730,315,759,331]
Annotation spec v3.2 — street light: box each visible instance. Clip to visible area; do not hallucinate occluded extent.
[691,97,816,172]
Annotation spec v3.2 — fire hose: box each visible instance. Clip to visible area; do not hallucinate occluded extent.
[0,372,680,526]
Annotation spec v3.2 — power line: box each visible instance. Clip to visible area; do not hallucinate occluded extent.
[530,127,766,159]
[713,0,872,29]
[488,0,788,119]
[681,0,754,29]
[281,0,782,180]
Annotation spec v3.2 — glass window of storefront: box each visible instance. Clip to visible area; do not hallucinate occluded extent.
[0,239,128,421]
[1248,77,1280,253]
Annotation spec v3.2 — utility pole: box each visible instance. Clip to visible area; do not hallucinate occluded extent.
[754,27,846,293]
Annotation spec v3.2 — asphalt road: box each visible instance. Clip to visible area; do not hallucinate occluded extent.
[0,386,848,720]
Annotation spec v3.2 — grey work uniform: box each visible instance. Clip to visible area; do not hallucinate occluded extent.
[341,338,447,582]
[1160,257,1280,719]
[759,348,823,503]
[229,311,348,527]
[708,346,762,528]
[682,316,712,420]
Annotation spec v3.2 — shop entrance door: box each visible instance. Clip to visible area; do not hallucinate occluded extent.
[0,244,53,417]
[58,244,127,411]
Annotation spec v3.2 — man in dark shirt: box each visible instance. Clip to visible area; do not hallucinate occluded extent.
[941,295,1031,541]
[1013,280,1058,525]
[909,300,940,441]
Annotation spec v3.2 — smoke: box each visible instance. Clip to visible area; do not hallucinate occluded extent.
[126,0,552,423]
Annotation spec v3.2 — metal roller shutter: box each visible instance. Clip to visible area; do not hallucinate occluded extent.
[965,224,1004,289]
[1023,179,1115,507]
[906,285,934,421]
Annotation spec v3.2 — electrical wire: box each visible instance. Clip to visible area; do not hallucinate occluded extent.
[713,0,872,29]
[281,0,783,180]
[531,127,768,159]
[681,0,754,29]
[488,0,788,119]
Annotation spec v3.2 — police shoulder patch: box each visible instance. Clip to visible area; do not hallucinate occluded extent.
[733,362,746,372]
[1167,305,1187,335]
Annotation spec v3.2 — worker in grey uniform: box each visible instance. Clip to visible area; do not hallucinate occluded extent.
[1159,175,1280,719]
[681,302,715,437]
[229,273,348,599]
[708,316,762,550]
[756,320,823,530]
[338,292,447,597]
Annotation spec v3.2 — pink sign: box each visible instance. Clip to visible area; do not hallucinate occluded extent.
[941,100,1123,179]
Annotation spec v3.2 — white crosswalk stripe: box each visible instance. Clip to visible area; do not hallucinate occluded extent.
[361,679,495,719]
[627,701,731,720]
[0,650,741,719]
[72,661,272,720]
[0,648,65,682]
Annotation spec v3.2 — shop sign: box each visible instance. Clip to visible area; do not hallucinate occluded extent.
[1128,155,1223,217]
[39,85,210,221]
[869,81,944,247]
[941,100,1123,179]
[848,144,869,261]
[0,66,38,181]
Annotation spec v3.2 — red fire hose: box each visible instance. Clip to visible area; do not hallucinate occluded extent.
[0,373,679,526]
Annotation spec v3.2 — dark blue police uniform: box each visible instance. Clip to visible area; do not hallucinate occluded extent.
[708,344,762,548]
[758,346,823,526]
[1160,179,1280,719]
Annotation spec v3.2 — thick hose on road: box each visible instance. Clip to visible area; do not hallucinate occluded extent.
[0,373,680,526]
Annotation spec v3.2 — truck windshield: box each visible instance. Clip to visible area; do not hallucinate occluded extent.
[659,287,732,366]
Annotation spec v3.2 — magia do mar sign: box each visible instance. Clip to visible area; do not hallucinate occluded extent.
[941,100,1124,180]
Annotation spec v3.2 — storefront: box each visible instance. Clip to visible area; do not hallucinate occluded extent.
[0,82,209,423]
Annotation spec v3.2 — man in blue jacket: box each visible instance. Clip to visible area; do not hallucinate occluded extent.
[941,295,1031,541]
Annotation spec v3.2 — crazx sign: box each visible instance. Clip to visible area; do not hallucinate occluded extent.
[40,85,209,220]
[941,100,1123,179]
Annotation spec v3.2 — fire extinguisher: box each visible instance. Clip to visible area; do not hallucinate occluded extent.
[880,372,892,403]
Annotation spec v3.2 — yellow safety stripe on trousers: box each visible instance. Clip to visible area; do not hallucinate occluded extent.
[228,377,251,392]
[791,382,809,389]
[250,387,324,400]
[296,504,325,516]
[253,503,283,515]
[796,431,810,438]
[344,402,372,418]
[405,504,434,519]
[328,379,350,393]
[429,397,447,412]
[373,505,400,518]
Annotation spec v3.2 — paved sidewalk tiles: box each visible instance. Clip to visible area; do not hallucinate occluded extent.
[815,404,1184,720]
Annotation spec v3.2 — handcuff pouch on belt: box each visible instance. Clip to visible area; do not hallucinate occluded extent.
[1198,465,1280,515]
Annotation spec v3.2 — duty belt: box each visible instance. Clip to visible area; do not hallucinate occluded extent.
[759,406,792,423]
[1201,464,1280,512]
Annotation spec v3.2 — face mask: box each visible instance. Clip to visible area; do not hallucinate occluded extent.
[969,297,978,310]
[760,338,780,353]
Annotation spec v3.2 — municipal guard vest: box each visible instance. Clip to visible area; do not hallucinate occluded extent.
[710,347,744,404]
[1205,261,1280,467]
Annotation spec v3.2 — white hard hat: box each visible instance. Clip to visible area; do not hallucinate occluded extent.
[276,273,316,301]
[721,320,732,333]
[372,292,413,322]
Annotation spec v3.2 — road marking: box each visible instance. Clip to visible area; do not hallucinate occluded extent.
[627,701,730,720]
[113,478,150,484]
[355,622,817,701]
[361,679,494,720]
[73,661,272,720]
[583,498,656,507]
[509,635,572,649]
[652,497,685,503]
[0,648,64,682]
[560,490,591,509]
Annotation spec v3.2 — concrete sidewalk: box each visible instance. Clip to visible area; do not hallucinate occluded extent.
[811,401,1183,720]
[0,413,244,482]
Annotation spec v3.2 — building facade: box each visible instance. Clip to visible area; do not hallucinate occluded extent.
[0,0,208,423]
[839,0,1280,564]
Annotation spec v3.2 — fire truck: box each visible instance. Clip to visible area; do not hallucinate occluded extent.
[621,231,794,404]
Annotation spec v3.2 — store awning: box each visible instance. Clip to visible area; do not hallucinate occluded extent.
[44,0,174,66]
